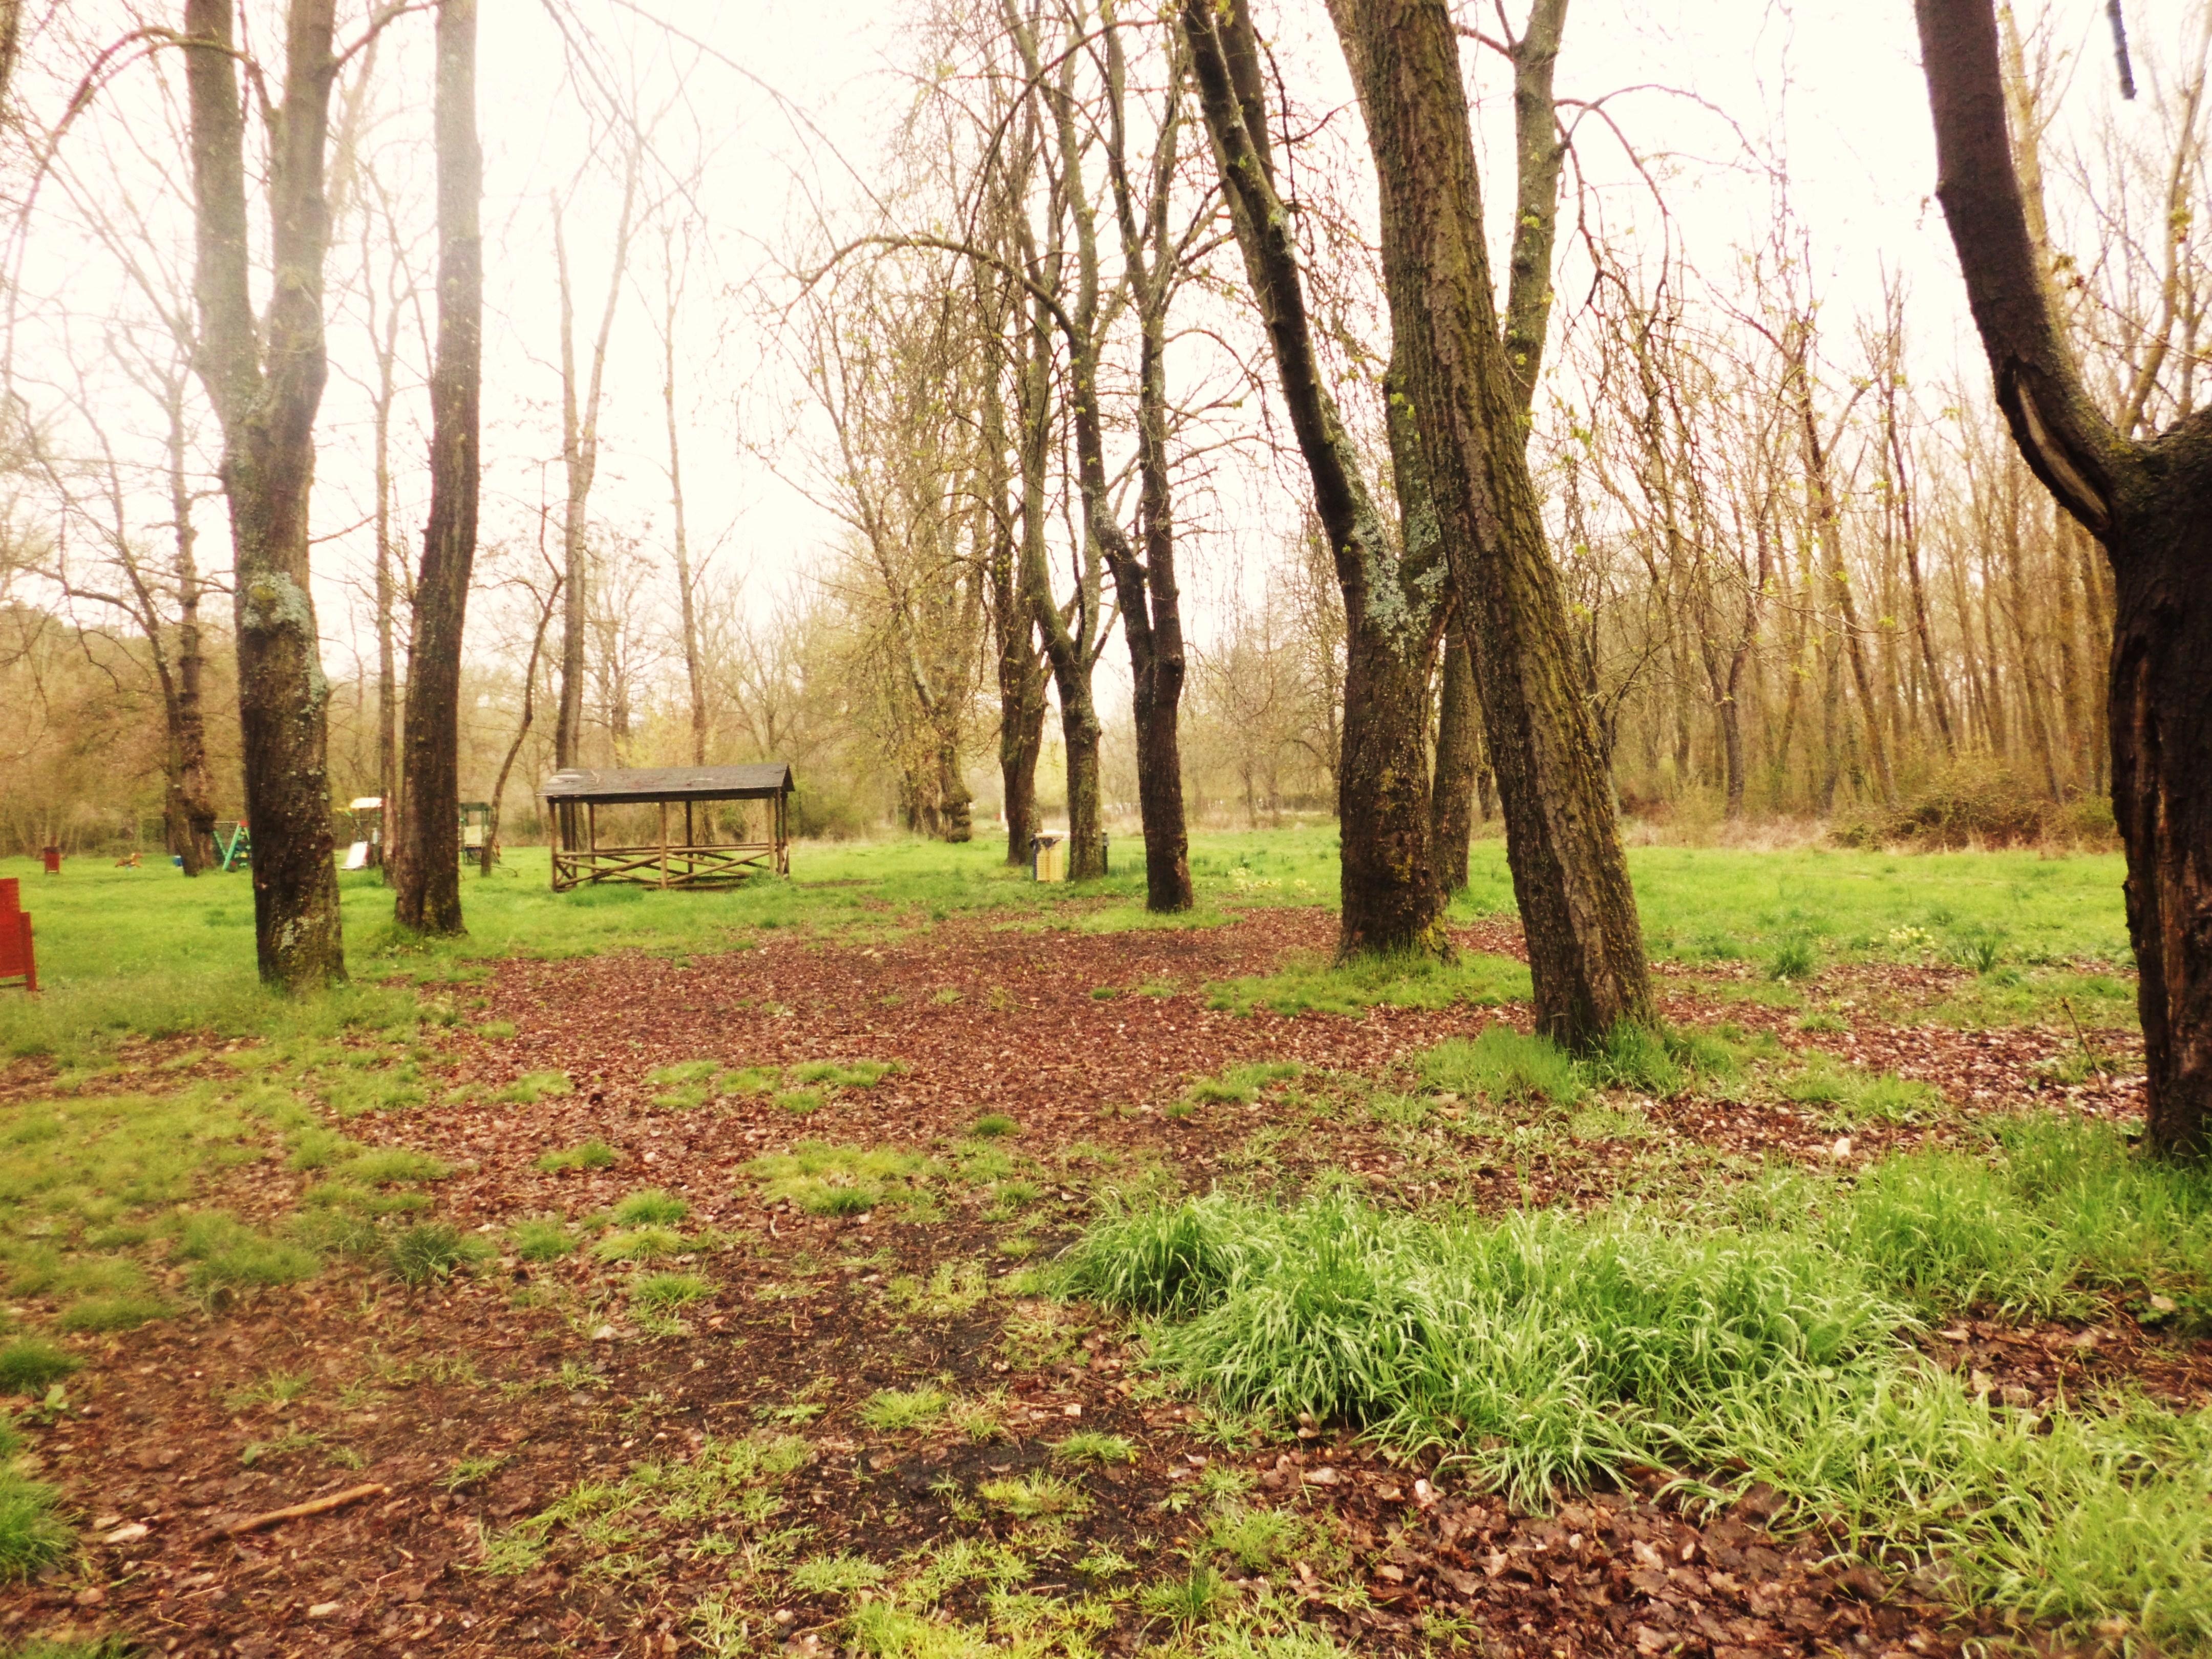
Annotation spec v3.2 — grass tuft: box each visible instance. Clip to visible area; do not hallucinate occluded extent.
[536,1138,617,1173]
[1417,1027,1583,1108]
[387,1221,480,1287]
[0,1339,79,1394]
[611,1188,689,1226]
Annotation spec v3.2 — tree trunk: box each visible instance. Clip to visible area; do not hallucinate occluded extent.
[164,373,216,875]
[550,151,638,769]
[1916,0,2212,1158]
[394,0,481,936]
[1014,278,1105,880]
[483,584,555,877]
[1327,0,1654,1043]
[184,0,345,990]
[660,226,708,767]
[1097,14,1195,913]
[1431,620,1479,891]
[1180,0,1448,958]
[370,269,401,884]
[981,324,1047,866]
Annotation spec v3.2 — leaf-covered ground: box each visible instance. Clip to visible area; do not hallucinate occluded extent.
[3,901,2200,1658]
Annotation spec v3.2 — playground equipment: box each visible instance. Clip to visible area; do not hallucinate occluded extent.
[542,764,793,890]
[0,878,36,992]
[216,821,251,871]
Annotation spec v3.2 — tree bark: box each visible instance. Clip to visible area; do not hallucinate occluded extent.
[659,224,708,767]
[485,576,558,876]
[394,0,481,935]
[979,285,1048,866]
[1327,0,1654,1044]
[183,0,345,990]
[1430,619,1479,891]
[1100,14,1193,912]
[1180,0,1448,958]
[1916,0,2212,1159]
[551,150,638,768]
[162,369,216,875]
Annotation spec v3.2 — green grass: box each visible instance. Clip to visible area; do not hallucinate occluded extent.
[629,1271,712,1311]
[1208,949,1529,1019]
[387,1221,481,1287]
[536,1138,618,1173]
[1069,1117,2212,1647]
[1782,1055,1947,1125]
[790,1550,889,1596]
[1051,1430,1137,1465]
[340,1146,450,1184]
[789,1059,898,1089]
[510,1216,579,1261]
[746,1141,932,1216]
[977,1471,1088,1519]
[858,1386,952,1432]
[1185,1061,1303,1107]
[0,1339,79,1393]
[611,1188,689,1226]
[1417,1027,1584,1108]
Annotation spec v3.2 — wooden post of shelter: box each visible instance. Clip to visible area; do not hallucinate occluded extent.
[541,765,796,892]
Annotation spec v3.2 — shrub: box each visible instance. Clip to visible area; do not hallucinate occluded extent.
[1832,760,2112,851]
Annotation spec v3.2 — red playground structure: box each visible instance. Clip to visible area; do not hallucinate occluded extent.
[0,879,36,993]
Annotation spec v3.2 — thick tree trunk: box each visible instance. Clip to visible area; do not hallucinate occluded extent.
[1328,0,1653,1044]
[1917,0,2212,1158]
[1180,0,1448,957]
[395,0,481,935]
[184,0,345,990]
[1431,621,1479,892]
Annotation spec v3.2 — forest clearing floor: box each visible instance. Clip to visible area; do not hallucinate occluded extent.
[2,870,2204,1659]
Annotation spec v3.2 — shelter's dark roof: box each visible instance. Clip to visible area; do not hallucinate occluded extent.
[541,764,794,804]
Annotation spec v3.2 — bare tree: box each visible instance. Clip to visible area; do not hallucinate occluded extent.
[551,129,641,768]
[1915,0,2212,1157]
[394,0,482,934]
[182,0,350,988]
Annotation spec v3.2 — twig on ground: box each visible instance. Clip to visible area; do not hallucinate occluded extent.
[216,1482,391,1538]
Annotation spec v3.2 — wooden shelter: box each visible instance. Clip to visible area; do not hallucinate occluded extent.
[543,765,793,891]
